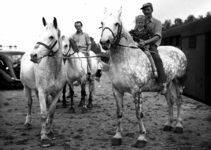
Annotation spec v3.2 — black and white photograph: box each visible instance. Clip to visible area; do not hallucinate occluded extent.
[0,0,211,149]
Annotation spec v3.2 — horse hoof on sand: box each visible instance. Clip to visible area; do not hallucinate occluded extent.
[47,131,55,140]
[133,140,147,148]
[163,125,172,131]
[24,123,32,130]
[41,139,51,147]
[82,108,88,114]
[68,108,75,114]
[111,138,122,146]
[174,127,183,134]
[87,103,93,109]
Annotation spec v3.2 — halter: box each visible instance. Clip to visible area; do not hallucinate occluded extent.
[101,22,124,48]
[62,47,76,57]
[101,22,139,49]
[36,40,59,57]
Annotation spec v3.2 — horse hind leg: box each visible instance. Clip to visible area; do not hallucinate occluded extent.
[163,82,174,131]
[24,85,33,129]
[174,80,184,133]
[111,87,124,146]
[67,84,75,113]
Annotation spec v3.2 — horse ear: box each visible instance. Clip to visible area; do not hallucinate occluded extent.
[62,35,65,40]
[69,38,79,53]
[53,17,57,29]
[117,7,122,18]
[42,17,47,26]
[104,7,108,14]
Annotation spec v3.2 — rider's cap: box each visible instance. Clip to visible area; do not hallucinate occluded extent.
[140,3,153,10]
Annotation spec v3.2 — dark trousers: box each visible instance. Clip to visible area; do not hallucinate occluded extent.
[150,44,167,83]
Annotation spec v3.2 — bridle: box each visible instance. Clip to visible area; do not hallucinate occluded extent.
[36,40,59,57]
[101,22,139,49]
[62,47,76,57]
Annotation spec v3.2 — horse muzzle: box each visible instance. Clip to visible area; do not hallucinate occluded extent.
[30,53,41,63]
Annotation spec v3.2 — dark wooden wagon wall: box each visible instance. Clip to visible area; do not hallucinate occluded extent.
[161,16,211,105]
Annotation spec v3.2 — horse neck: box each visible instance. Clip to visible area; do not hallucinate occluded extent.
[110,28,142,63]
[43,40,64,73]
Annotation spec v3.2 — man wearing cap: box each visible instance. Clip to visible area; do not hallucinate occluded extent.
[70,21,92,76]
[139,2,167,94]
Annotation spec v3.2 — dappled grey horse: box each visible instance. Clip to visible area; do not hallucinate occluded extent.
[100,8,187,148]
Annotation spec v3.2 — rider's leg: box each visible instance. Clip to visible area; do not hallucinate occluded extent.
[143,50,158,78]
[149,44,167,94]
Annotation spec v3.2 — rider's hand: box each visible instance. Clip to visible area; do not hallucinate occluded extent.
[139,39,145,47]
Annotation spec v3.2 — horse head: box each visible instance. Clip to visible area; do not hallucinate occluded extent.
[100,7,123,50]
[30,17,61,63]
[61,35,79,57]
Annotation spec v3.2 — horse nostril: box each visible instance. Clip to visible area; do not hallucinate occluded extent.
[106,39,110,44]
[30,53,37,60]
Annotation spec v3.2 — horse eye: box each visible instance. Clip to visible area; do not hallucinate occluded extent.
[49,36,54,40]
[64,45,68,49]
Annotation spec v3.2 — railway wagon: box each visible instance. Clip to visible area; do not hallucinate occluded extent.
[161,16,211,105]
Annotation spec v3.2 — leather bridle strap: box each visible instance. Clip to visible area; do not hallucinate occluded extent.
[36,40,58,56]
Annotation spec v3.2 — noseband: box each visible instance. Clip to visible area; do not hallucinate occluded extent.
[36,40,59,57]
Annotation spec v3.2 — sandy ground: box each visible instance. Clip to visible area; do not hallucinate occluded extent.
[0,71,211,150]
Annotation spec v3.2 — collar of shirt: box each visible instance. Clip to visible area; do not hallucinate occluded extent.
[146,17,154,24]
[76,30,84,35]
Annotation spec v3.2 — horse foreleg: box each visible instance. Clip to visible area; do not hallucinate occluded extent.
[68,84,75,113]
[81,83,87,113]
[47,90,63,140]
[24,86,33,128]
[87,76,94,108]
[163,83,174,131]
[39,92,51,147]
[133,91,147,148]
[111,87,124,146]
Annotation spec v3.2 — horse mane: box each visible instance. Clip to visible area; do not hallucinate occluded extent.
[119,19,137,46]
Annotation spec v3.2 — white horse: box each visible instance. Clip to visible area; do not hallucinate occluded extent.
[61,35,98,113]
[100,8,188,148]
[20,17,66,147]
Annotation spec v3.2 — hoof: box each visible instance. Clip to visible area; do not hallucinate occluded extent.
[87,103,93,109]
[47,131,55,140]
[174,127,183,134]
[41,139,51,147]
[68,107,75,114]
[163,125,172,131]
[133,140,147,148]
[111,138,122,146]
[24,123,32,130]
[82,108,88,114]
[78,102,83,107]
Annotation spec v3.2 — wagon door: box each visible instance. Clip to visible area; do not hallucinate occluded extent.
[206,32,211,103]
